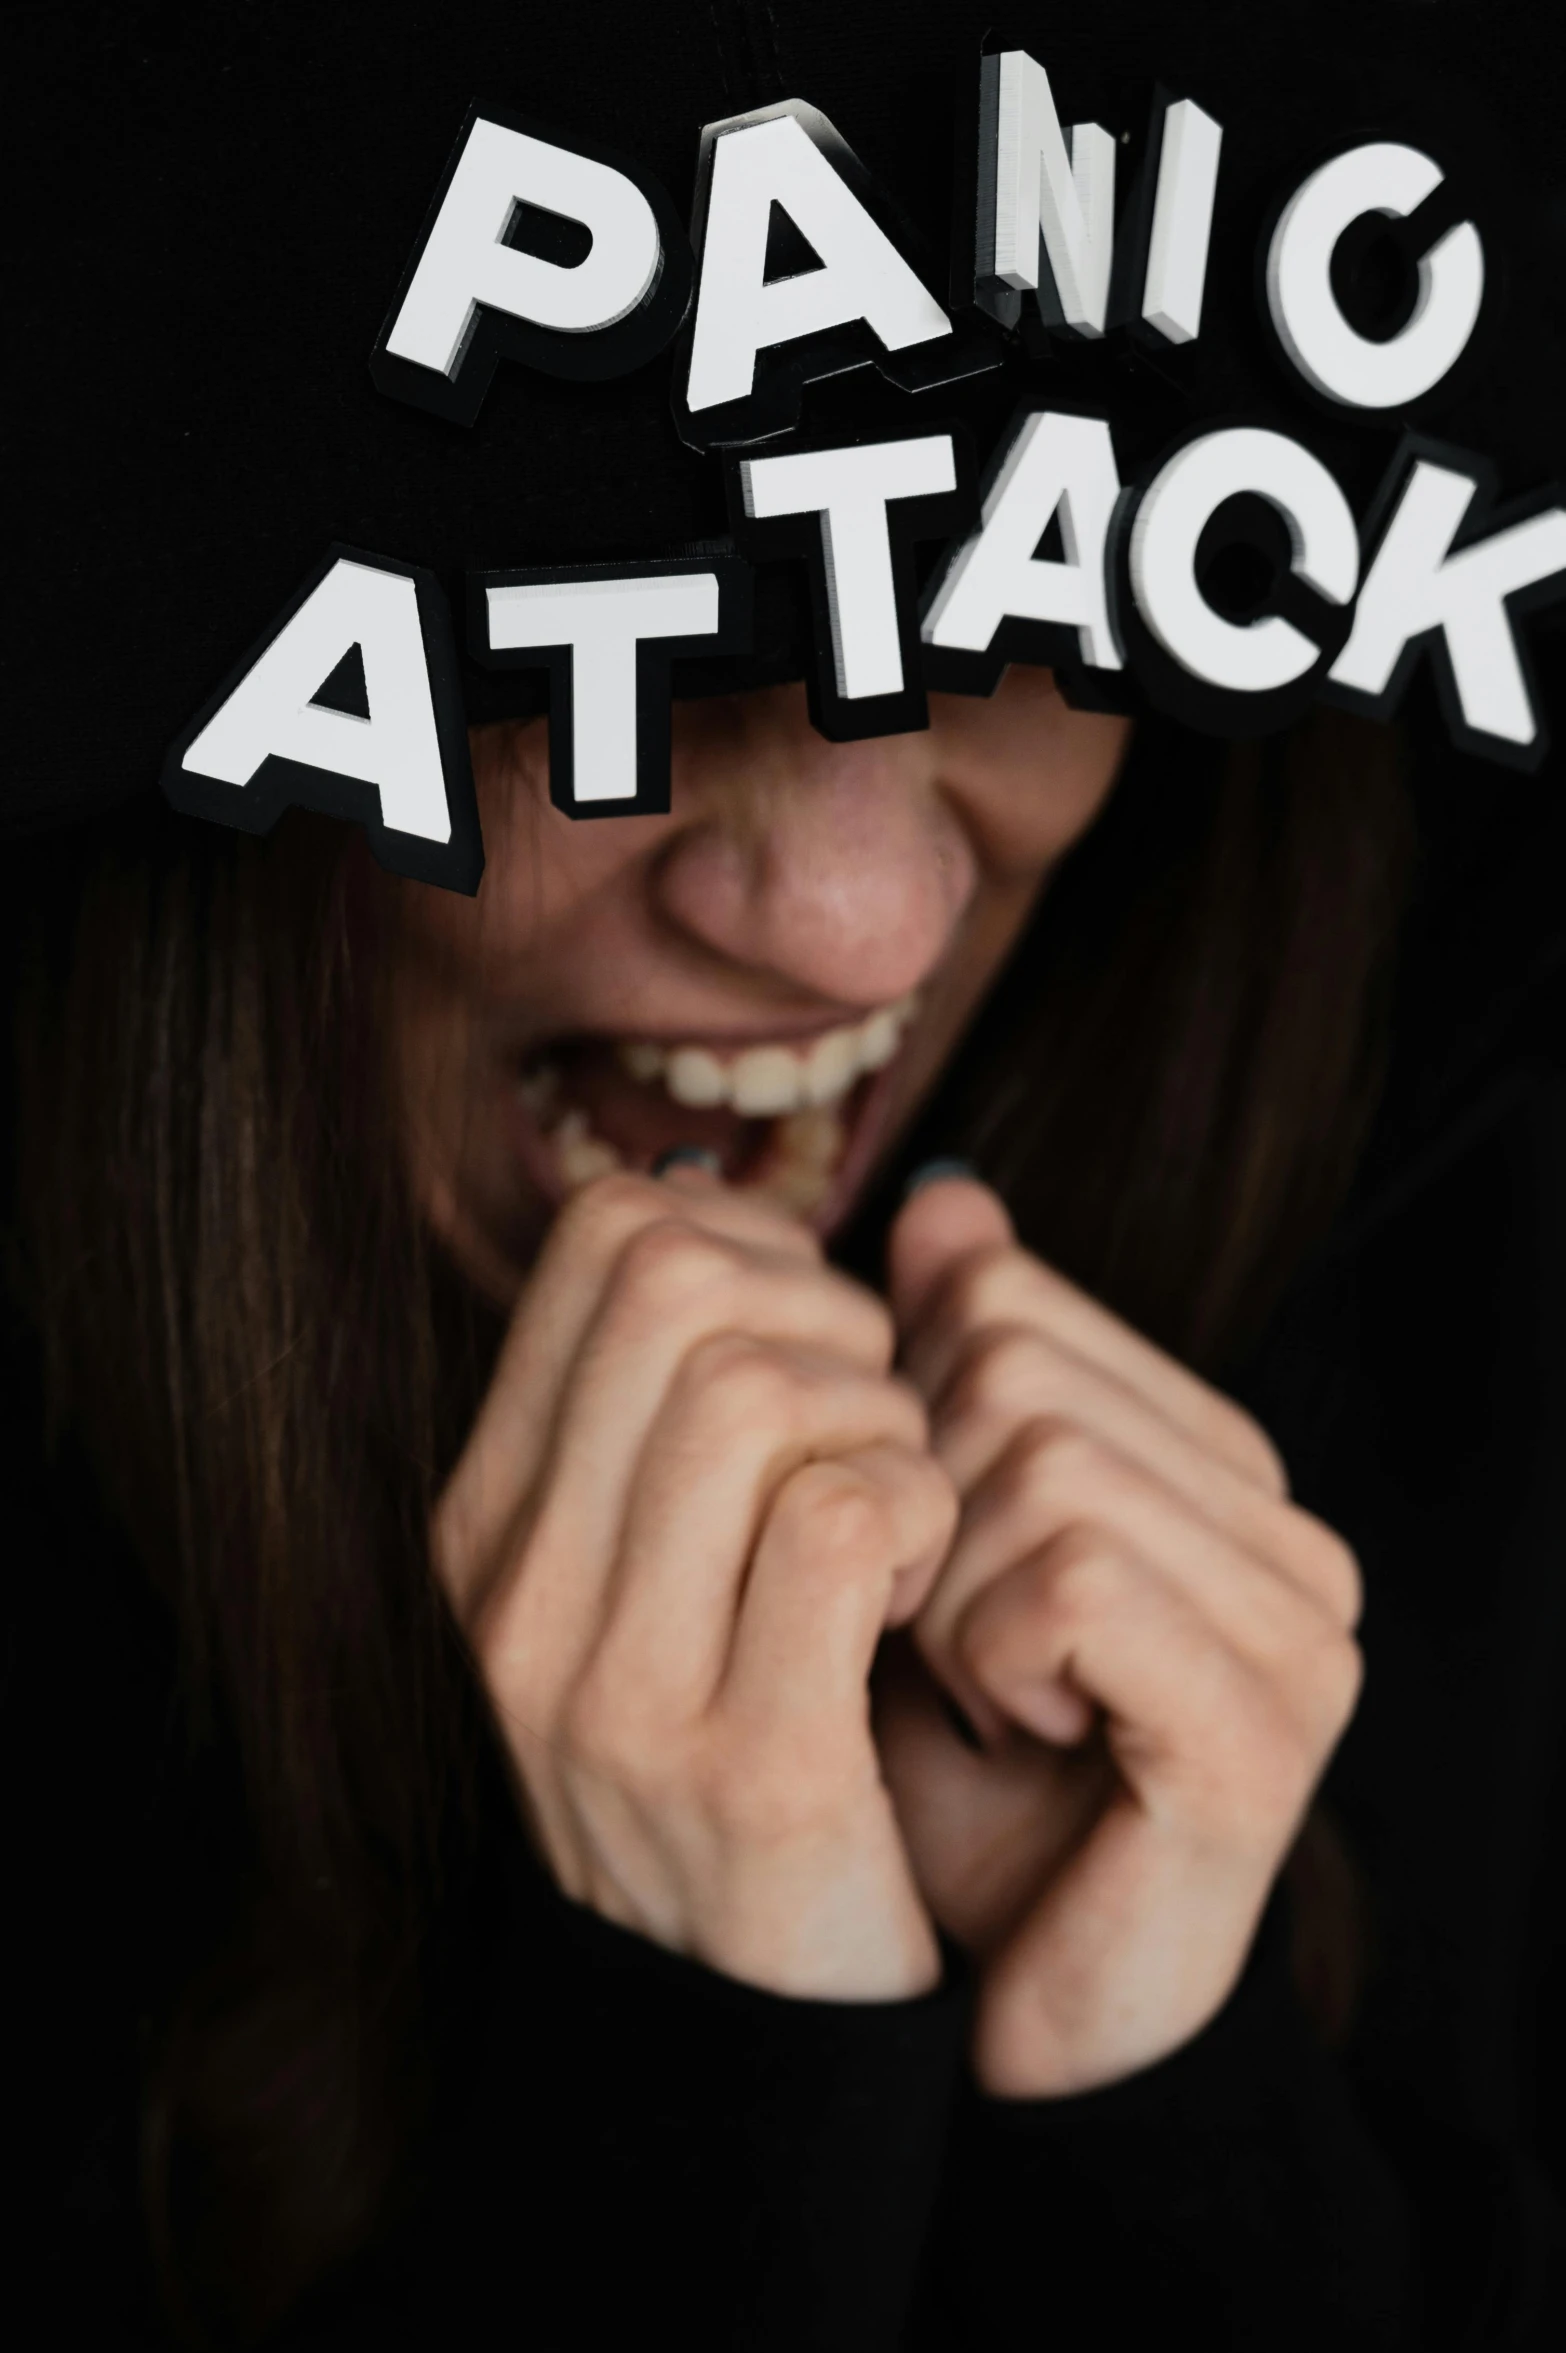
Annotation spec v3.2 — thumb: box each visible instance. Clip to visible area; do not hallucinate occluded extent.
[888,1166,1014,1333]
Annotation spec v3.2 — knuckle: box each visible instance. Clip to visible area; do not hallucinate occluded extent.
[681,1331,800,1430]
[953,1524,1111,1682]
[1223,1408,1290,1499]
[557,1167,663,1253]
[616,1216,738,1319]
[1039,1522,1123,1621]
[939,1242,1026,1333]
[948,1324,1058,1424]
[1003,1414,1105,1507]
[1297,1518,1364,1628]
[783,1458,897,1566]
[1308,1627,1365,1733]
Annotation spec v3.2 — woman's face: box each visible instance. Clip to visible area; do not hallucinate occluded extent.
[388,668,1132,1306]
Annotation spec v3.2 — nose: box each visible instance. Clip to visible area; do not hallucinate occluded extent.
[653,686,978,1009]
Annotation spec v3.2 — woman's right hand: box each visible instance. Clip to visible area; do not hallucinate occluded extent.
[432,1168,958,2001]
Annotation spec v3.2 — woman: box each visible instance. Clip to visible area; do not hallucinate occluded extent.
[10,4,1566,2348]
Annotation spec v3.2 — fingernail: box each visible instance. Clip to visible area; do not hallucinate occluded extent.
[1013,1682,1096,1746]
[902,1157,979,1203]
[653,1145,723,1179]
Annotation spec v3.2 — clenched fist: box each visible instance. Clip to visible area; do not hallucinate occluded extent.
[433,1166,958,2001]
[873,1174,1364,2096]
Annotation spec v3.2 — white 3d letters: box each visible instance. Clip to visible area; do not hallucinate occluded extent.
[1141,98,1223,346]
[484,572,721,801]
[385,115,662,378]
[181,558,452,842]
[685,110,951,414]
[741,436,958,697]
[980,50,1117,336]
[1130,429,1359,692]
[1329,460,1566,748]
[1266,144,1483,409]
[922,409,1122,670]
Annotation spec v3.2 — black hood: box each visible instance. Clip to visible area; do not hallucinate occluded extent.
[10,3,1562,791]
[8,0,1566,1142]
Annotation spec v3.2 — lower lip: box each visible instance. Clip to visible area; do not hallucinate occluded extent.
[507,1048,910,1239]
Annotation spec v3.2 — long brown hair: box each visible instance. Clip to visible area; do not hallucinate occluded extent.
[7,701,1412,2342]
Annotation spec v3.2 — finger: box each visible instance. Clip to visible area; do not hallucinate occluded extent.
[924,1327,1357,1625]
[899,1244,1287,1500]
[655,1160,820,1255]
[468,1225,896,1652]
[872,1632,1117,1954]
[436,1171,830,1609]
[950,1530,1357,1849]
[590,1344,933,1715]
[887,1174,1013,1329]
[722,1444,960,1735]
[917,1421,1360,1733]
[505,1169,820,1463]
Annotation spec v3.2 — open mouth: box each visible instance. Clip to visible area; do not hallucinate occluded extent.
[512,993,920,1228]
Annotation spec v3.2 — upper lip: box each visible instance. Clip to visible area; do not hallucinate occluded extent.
[518,1006,915,1061]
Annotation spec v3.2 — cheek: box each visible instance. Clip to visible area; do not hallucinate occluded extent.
[392,723,665,984]
[930,679,1133,877]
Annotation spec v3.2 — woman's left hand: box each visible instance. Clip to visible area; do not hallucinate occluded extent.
[872,1175,1364,2098]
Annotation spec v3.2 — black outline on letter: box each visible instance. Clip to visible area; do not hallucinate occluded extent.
[467,556,754,818]
[371,104,695,426]
[918,400,1134,714]
[1108,418,1360,739]
[1321,434,1566,772]
[162,546,483,895]
[674,99,1001,453]
[726,425,979,742]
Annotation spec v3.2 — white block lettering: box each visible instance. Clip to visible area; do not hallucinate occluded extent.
[181,557,452,842]
[1267,144,1483,409]
[922,409,1122,671]
[741,437,959,699]
[1330,458,1566,748]
[1130,429,1360,693]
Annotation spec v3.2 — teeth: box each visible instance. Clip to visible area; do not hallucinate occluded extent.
[858,1007,902,1072]
[518,994,913,1207]
[731,1046,805,1116]
[554,1107,624,1189]
[801,1027,859,1107]
[666,1047,728,1107]
[633,994,917,1116]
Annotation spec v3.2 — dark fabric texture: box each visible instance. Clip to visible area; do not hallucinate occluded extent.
[8,0,1566,828]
